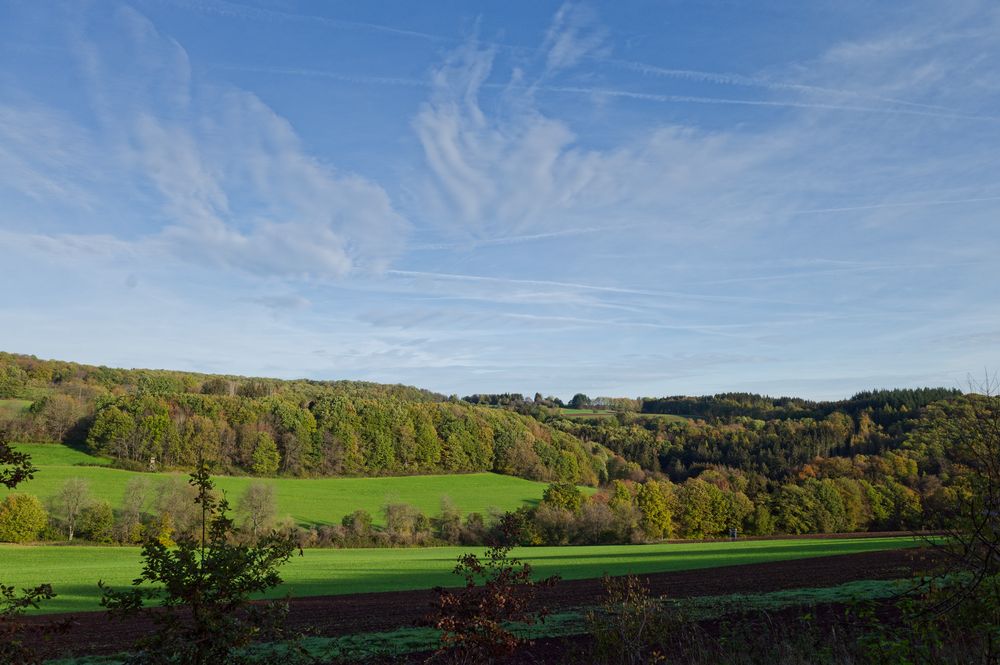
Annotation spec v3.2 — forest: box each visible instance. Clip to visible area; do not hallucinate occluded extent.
[0,352,606,486]
[0,352,979,541]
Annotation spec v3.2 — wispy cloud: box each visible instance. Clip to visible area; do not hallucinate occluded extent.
[0,103,101,207]
[208,62,999,123]
[386,270,804,306]
[165,0,451,44]
[247,294,311,311]
[2,5,409,280]
[409,226,607,251]
[411,41,791,241]
[2,0,998,398]
[212,64,429,88]
[537,84,1000,121]
[541,2,609,73]
[608,59,966,113]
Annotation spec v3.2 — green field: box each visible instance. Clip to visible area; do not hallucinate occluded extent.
[0,398,32,420]
[46,577,924,665]
[0,536,919,614]
[559,408,688,422]
[10,443,112,467]
[559,408,616,417]
[2,444,579,526]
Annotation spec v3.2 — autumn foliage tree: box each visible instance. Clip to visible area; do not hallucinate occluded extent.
[428,545,559,664]
[912,390,1000,607]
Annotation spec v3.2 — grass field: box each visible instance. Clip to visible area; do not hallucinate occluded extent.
[45,576,922,664]
[2,444,580,526]
[558,408,688,422]
[1,536,919,614]
[0,398,32,420]
[10,443,112,466]
[559,408,617,418]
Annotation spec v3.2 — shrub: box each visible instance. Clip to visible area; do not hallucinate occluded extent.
[435,497,463,544]
[427,545,559,664]
[533,503,576,545]
[575,501,620,544]
[100,462,298,664]
[461,512,487,545]
[383,502,431,545]
[487,508,537,546]
[0,494,48,543]
[0,433,35,489]
[541,482,583,511]
[80,500,115,543]
[1,582,58,665]
[341,509,373,545]
[587,575,667,665]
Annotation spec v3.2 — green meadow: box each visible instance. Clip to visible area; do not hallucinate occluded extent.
[0,398,32,420]
[0,536,919,614]
[45,577,924,665]
[2,444,583,526]
[558,408,688,422]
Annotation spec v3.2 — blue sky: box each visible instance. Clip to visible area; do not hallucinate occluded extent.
[1,0,998,400]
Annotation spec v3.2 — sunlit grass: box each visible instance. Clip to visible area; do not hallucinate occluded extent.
[4,443,574,526]
[1,536,920,614]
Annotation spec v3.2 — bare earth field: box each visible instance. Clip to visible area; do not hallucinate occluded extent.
[23,546,936,661]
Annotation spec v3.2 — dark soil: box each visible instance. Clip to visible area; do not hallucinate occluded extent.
[22,546,939,661]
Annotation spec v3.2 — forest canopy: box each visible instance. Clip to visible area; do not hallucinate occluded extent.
[0,351,979,540]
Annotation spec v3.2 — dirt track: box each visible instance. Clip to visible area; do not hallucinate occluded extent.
[23,547,936,660]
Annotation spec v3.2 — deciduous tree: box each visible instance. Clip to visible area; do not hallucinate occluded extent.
[100,462,298,665]
[52,478,90,541]
[236,482,277,541]
[250,431,280,475]
[0,494,48,543]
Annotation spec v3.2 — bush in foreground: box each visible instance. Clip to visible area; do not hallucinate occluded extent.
[427,544,559,664]
[100,461,299,665]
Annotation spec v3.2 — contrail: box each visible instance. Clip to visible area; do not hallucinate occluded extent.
[614,195,1000,235]
[389,269,660,296]
[698,263,921,286]
[499,312,754,338]
[386,270,801,305]
[180,1,994,122]
[409,227,607,251]
[166,0,453,43]
[539,85,1000,122]
[790,196,1000,215]
[405,196,1000,254]
[210,63,1000,123]
[698,259,991,286]
[212,64,428,88]
[608,59,965,114]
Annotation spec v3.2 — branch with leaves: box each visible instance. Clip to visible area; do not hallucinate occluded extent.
[100,460,300,665]
[427,545,559,664]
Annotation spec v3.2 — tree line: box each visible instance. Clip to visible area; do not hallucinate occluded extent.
[0,353,608,485]
[638,387,961,424]
[0,352,981,539]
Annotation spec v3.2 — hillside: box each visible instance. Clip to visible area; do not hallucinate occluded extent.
[1,443,574,527]
[0,352,981,541]
[0,352,609,486]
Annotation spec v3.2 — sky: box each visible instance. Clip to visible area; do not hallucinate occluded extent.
[1,0,998,400]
